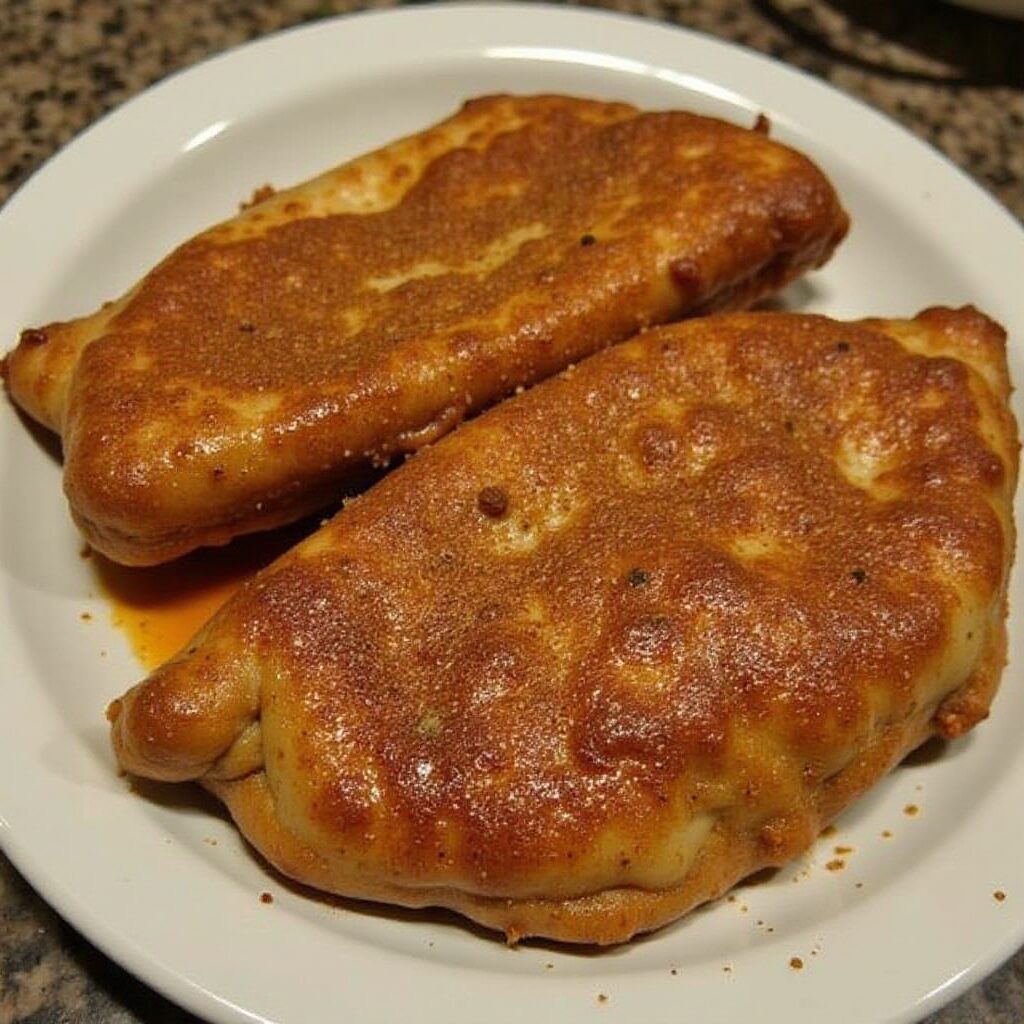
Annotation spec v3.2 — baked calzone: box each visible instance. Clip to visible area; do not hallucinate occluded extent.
[5,95,847,564]
[109,307,1017,944]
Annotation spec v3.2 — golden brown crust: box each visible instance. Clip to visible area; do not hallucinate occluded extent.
[203,687,948,945]
[5,94,848,564]
[109,307,1017,943]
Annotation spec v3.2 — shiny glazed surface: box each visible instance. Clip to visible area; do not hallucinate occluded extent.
[4,94,847,564]
[110,307,1018,944]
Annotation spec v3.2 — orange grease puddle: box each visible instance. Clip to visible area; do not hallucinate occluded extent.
[93,520,318,670]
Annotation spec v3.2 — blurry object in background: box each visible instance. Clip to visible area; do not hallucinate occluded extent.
[759,0,1024,85]
[943,0,1024,20]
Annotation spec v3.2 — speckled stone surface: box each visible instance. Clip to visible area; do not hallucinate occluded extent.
[1,1,1022,1021]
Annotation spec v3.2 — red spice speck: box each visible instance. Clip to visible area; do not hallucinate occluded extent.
[790,957,804,971]
[476,485,509,519]
[20,327,48,346]
[259,891,274,904]
[994,891,1007,903]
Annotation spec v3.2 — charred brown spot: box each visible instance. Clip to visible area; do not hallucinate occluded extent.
[477,485,509,519]
[753,113,771,135]
[212,466,226,481]
[580,233,597,246]
[239,322,256,333]
[669,258,703,297]
[627,568,650,587]
[851,568,868,584]
[19,327,48,346]
[836,341,850,353]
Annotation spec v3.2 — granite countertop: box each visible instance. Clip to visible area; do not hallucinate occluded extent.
[1,1,1022,1021]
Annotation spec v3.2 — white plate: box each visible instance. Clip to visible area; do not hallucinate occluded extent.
[1,5,1022,1023]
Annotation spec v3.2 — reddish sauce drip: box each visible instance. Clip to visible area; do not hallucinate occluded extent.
[95,519,317,670]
